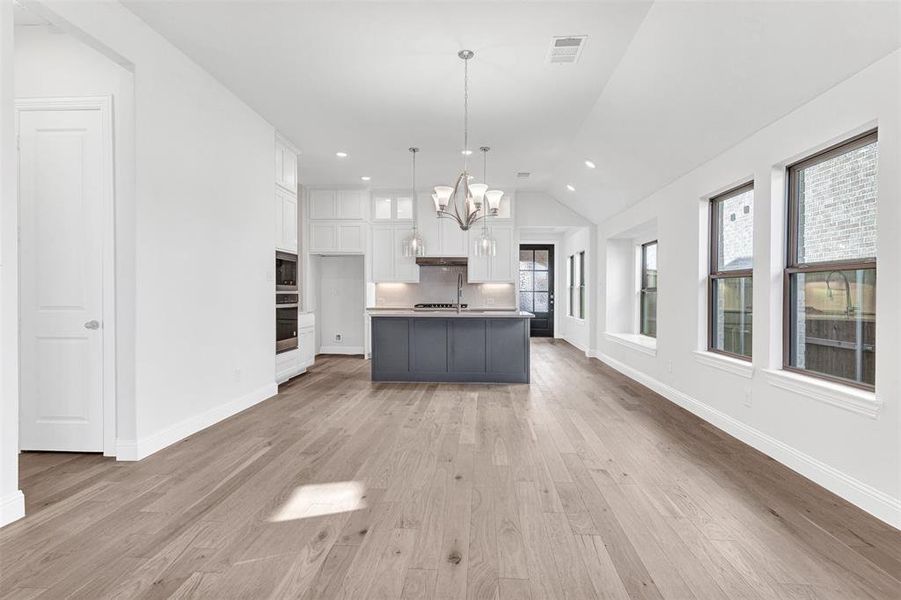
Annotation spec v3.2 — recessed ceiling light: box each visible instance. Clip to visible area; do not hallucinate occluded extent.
[461,150,473,156]
[584,160,596,169]
[566,184,576,192]
[361,176,371,181]
[336,152,348,158]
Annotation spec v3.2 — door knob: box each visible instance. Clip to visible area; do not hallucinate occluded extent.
[84,320,100,330]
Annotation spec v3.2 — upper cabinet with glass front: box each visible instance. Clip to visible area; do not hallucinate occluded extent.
[372,194,414,221]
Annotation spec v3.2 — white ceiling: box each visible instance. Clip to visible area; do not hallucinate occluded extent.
[121,1,900,224]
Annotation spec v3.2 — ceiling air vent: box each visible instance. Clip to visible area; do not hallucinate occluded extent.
[517,172,531,179]
[547,36,587,64]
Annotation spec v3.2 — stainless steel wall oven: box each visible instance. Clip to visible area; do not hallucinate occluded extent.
[276,293,299,353]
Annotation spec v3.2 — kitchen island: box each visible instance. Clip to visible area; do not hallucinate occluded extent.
[368,308,533,383]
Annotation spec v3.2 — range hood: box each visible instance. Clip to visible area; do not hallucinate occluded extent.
[415,256,468,267]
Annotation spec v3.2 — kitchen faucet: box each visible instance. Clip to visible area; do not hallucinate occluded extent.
[456,271,464,313]
[825,270,854,317]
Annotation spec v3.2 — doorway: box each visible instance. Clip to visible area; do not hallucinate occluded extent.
[17,98,115,453]
[519,244,554,337]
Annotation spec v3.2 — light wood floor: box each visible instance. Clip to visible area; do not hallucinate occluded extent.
[1,339,899,599]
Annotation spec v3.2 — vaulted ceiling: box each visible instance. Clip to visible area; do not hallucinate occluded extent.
[122,1,900,223]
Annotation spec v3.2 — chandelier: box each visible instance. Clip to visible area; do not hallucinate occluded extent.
[432,50,505,230]
[402,147,425,257]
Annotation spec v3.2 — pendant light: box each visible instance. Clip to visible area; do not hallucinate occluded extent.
[402,147,425,257]
[473,146,496,257]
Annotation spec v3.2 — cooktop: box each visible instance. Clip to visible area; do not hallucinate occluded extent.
[414,303,468,309]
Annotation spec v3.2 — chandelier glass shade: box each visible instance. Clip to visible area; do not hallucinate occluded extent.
[402,147,425,257]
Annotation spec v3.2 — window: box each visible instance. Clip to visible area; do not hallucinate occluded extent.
[785,130,877,389]
[709,183,754,359]
[578,250,586,319]
[519,247,550,314]
[640,241,657,337]
[566,252,585,319]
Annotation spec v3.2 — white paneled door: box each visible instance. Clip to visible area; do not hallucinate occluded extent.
[18,105,107,452]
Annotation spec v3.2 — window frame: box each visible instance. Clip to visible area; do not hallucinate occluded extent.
[578,250,586,320]
[640,240,657,338]
[567,254,574,317]
[708,182,754,361]
[782,129,878,391]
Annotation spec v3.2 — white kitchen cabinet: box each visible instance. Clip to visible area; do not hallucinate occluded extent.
[416,194,468,257]
[309,189,336,220]
[309,189,367,220]
[371,223,419,282]
[467,224,515,283]
[275,186,298,253]
[298,313,316,370]
[372,194,414,221]
[337,190,366,219]
[309,221,366,254]
[275,138,298,193]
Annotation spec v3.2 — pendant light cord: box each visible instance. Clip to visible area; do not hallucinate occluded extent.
[463,56,469,172]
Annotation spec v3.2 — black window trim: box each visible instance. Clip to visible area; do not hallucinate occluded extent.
[708,181,754,361]
[782,128,878,391]
[567,254,575,318]
[640,240,657,338]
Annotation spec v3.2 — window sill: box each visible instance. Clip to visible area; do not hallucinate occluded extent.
[693,351,753,378]
[604,332,657,356]
[762,369,881,418]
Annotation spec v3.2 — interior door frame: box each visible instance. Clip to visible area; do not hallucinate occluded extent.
[16,96,117,456]
[518,242,557,338]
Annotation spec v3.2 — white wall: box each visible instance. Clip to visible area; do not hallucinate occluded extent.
[14,1,280,461]
[317,255,364,354]
[593,50,901,526]
[516,191,590,229]
[0,0,25,528]
[559,227,592,352]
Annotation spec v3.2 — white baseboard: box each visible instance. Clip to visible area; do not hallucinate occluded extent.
[562,336,589,355]
[115,383,278,461]
[318,345,364,355]
[0,490,25,529]
[593,351,901,529]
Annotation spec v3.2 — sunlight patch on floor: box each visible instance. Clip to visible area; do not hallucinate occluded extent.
[268,481,367,522]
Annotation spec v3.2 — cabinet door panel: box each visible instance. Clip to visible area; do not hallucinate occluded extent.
[487,319,527,374]
[393,226,419,282]
[337,190,365,219]
[451,320,487,373]
[490,225,515,282]
[417,194,440,256]
[337,224,364,253]
[372,318,410,373]
[283,197,297,252]
[299,329,315,366]
[371,226,395,282]
[310,190,336,219]
[411,319,448,372]
[310,223,336,252]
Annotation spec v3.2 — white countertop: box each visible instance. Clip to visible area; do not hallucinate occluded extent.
[367,307,534,319]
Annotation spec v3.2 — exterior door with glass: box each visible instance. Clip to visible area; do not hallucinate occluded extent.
[519,245,554,337]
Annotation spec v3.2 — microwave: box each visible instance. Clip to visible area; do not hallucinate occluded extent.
[275,251,298,291]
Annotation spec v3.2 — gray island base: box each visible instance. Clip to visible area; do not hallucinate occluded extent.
[369,311,533,384]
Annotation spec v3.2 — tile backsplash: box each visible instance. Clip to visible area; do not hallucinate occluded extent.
[375,266,516,308]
